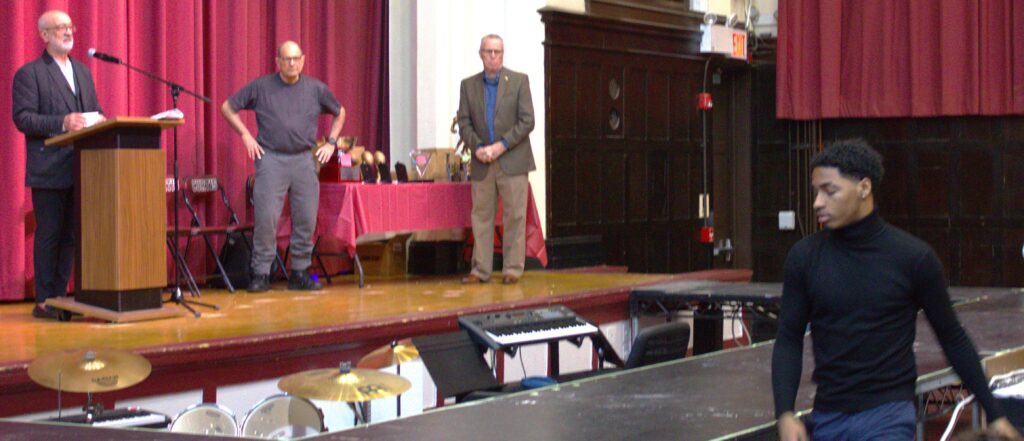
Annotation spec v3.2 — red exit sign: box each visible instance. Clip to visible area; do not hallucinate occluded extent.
[732,32,747,59]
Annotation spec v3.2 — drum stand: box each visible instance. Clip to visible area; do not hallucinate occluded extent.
[395,358,403,417]
[349,402,371,425]
[81,393,104,424]
[53,372,104,422]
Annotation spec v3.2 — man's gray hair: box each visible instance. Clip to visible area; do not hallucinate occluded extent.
[480,34,503,46]
[37,11,55,32]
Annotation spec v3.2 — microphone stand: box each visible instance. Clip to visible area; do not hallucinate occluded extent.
[97,55,217,317]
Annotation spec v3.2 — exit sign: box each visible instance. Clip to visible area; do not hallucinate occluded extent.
[700,24,748,61]
[732,32,747,59]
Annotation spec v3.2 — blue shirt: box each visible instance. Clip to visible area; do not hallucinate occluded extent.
[482,70,508,149]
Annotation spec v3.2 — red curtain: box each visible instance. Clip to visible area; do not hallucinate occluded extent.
[0,0,387,301]
[777,0,1024,120]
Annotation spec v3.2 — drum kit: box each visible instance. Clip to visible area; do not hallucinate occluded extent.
[26,339,422,438]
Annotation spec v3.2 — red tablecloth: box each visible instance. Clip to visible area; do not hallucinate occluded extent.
[279,182,547,266]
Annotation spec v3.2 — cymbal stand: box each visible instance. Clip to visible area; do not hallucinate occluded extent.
[393,340,403,417]
[82,392,104,424]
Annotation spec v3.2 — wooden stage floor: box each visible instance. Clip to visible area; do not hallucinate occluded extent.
[0,272,672,364]
[0,269,750,416]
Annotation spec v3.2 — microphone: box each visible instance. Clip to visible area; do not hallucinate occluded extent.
[88,48,122,64]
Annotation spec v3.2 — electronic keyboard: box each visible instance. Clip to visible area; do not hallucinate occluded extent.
[458,305,600,350]
[45,407,170,429]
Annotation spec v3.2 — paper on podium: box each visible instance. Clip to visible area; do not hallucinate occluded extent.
[82,112,103,128]
[151,108,184,120]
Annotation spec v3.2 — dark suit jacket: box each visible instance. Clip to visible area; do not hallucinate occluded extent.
[12,50,102,189]
[457,68,535,181]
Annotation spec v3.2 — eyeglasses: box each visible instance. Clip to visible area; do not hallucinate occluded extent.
[479,49,503,56]
[278,55,304,64]
[47,24,77,34]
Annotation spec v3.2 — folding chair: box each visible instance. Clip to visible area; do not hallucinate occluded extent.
[168,176,254,292]
[166,177,202,297]
[245,175,290,281]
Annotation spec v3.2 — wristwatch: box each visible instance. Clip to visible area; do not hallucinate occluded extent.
[327,137,338,145]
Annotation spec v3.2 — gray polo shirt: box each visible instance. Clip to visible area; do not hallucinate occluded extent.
[228,74,341,153]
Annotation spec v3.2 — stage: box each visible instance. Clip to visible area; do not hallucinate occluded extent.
[0,268,752,417]
[0,280,1019,440]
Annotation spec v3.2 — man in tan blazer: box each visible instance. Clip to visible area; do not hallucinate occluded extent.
[457,34,535,284]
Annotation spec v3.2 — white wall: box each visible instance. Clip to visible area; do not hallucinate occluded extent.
[390,0,550,234]
[388,2,417,163]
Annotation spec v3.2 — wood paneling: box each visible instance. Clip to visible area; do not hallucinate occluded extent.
[750,53,1024,286]
[542,9,713,273]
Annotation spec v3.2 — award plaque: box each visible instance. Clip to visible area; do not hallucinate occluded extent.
[395,163,409,182]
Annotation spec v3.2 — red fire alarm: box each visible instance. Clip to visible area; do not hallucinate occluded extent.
[697,93,713,110]
[699,226,715,244]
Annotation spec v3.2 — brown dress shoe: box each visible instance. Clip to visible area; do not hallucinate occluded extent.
[461,274,487,284]
[502,274,520,285]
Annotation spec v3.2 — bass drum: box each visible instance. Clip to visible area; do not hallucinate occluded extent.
[241,394,325,439]
[169,403,238,436]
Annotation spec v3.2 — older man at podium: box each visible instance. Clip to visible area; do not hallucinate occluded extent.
[221,41,345,292]
[12,10,103,319]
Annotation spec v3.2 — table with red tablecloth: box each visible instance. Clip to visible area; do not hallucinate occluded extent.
[279,182,546,285]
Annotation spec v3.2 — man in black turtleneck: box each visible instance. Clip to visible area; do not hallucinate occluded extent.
[771,139,1020,441]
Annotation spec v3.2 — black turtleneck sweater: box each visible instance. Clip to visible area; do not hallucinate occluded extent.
[771,211,1002,420]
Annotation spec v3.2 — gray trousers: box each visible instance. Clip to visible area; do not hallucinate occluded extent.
[251,150,319,275]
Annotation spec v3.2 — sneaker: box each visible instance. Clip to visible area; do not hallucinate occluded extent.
[32,304,60,320]
[287,270,322,291]
[248,274,271,292]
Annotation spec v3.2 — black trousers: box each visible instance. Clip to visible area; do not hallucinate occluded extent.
[31,188,75,304]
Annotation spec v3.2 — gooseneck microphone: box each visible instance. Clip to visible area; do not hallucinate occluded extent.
[87,48,122,64]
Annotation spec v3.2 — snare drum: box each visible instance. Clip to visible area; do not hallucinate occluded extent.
[241,394,325,439]
[169,403,238,436]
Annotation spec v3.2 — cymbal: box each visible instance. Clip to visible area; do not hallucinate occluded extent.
[28,348,151,393]
[357,339,420,369]
[278,363,411,402]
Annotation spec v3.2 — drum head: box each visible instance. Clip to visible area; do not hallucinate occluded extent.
[242,394,324,439]
[170,403,238,436]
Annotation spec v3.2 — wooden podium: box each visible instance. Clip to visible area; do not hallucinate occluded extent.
[44,117,183,322]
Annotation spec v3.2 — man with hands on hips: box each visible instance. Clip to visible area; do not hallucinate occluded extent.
[221,40,344,293]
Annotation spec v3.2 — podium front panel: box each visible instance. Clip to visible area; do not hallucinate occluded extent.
[79,149,166,291]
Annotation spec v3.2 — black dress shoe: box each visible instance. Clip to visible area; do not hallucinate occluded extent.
[248,274,271,292]
[32,304,60,320]
[287,270,322,291]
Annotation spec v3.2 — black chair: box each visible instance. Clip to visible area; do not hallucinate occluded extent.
[623,321,691,368]
[556,321,691,383]
[168,176,254,293]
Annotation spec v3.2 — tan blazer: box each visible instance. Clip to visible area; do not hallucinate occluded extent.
[457,68,536,180]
